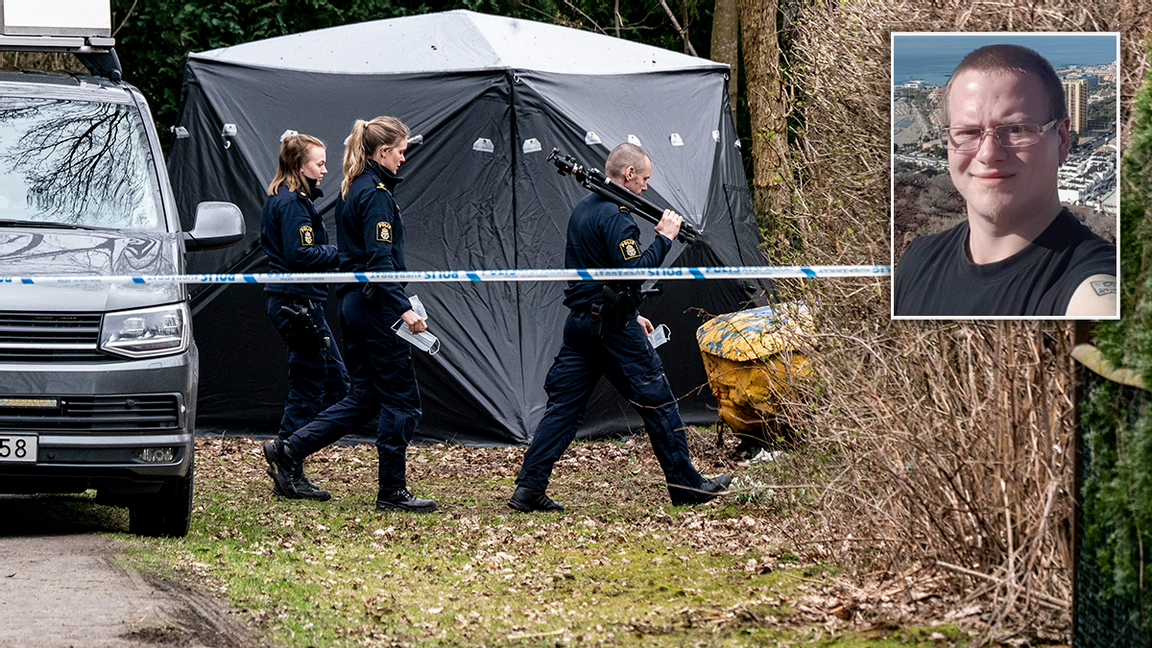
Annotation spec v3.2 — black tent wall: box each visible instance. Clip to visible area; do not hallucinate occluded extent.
[168,47,767,446]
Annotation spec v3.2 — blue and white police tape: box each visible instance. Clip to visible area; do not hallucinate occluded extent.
[0,265,890,286]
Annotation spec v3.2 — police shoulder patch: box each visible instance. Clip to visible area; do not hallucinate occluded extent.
[618,238,640,260]
[299,225,315,247]
[376,221,392,242]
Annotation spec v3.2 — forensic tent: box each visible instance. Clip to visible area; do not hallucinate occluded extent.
[167,9,768,445]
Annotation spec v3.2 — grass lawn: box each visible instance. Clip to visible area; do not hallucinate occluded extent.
[120,432,985,647]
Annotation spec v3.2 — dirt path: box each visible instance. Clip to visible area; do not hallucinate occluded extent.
[0,495,258,648]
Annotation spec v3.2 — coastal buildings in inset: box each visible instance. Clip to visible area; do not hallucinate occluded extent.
[1057,145,1118,212]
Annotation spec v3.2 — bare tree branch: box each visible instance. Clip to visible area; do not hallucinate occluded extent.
[657,0,698,56]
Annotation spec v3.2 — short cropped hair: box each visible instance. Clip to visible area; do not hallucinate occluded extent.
[605,143,650,181]
[941,44,1066,126]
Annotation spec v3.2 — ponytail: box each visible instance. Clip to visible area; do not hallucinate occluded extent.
[341,116,410,198]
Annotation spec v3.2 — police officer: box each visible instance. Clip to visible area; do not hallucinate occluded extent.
[260,131,349,501]
[509,143,731,512]
[264,117,436,513]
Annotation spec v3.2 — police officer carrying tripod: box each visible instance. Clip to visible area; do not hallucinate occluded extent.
[260,131,349,501]
[508,143,731,512]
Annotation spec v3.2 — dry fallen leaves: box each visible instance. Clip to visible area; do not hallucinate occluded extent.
[189,435,1069,643]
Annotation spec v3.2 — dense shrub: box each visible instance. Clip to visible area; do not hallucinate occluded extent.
[745,0,1148,639]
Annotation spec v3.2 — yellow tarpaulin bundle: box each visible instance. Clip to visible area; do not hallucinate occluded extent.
[695,303,813,437]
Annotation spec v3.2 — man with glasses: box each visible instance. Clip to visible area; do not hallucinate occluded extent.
[893,44,1116,317]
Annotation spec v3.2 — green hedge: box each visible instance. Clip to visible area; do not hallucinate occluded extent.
[1084,45,1152,632]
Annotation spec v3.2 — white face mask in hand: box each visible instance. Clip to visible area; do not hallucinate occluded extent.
[393,295,438,354]
[647,323,670,349]
[392,319,440,355]
[408,295,428,320]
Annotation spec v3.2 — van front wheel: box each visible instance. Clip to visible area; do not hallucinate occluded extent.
[128,462,193,538]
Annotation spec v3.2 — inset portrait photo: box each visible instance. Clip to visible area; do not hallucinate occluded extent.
[890,33,1119,319]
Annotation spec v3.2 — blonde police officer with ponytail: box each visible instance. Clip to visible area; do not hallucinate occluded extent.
[264,117,435,512]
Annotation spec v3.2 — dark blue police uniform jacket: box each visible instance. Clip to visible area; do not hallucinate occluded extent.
[562,193,669,312]
[260,182,348,438]
[335,162,410,317]
[261,183,338,301]
[516,193,707,504]
[284,161,420,492]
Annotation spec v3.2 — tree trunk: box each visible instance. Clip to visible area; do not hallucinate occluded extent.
[739,0,792,220]
[710,0,739,120]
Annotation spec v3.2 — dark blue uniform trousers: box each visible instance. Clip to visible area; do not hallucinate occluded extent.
[266,294,349,440]
[516,312,706,504]
[284,289,421,492]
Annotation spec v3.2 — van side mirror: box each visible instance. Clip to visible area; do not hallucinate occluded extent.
[184,202,244,251]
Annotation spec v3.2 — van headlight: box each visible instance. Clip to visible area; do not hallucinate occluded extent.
[100,303,190,359]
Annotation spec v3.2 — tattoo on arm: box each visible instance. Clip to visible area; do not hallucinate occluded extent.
[1091,280,1117,297]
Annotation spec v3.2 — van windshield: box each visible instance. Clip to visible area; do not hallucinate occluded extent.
[0,97,161,230]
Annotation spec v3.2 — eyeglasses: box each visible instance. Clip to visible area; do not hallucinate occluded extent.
[939,119,1058,152]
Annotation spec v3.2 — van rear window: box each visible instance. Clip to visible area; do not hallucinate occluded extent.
[0,97,161,230]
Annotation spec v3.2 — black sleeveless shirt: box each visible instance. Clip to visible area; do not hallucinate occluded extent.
[894,208,1115,317]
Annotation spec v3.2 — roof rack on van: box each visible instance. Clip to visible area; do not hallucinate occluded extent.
[0,35,121,82]
[0,0,121,81]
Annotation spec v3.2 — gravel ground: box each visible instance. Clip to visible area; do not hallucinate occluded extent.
[0,494,259,648]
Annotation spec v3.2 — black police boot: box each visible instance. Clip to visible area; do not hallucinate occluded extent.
[695,474,733,504]
[271,457,294,498]
[263,440,300,499]
[272,455,331,501]
[375,487,437,513]
[293,468,331,502]
[671,474,732,506]
[508,485,564,512]
[699,474,732,499]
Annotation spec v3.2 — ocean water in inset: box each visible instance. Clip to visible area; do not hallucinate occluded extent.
[893,33,1117,87]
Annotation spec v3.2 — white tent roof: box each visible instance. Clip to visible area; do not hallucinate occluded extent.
[191,9,726,75]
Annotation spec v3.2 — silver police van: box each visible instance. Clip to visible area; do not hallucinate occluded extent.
[0,1,242,536]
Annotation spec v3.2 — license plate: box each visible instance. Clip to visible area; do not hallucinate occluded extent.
[0,434,37,463]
